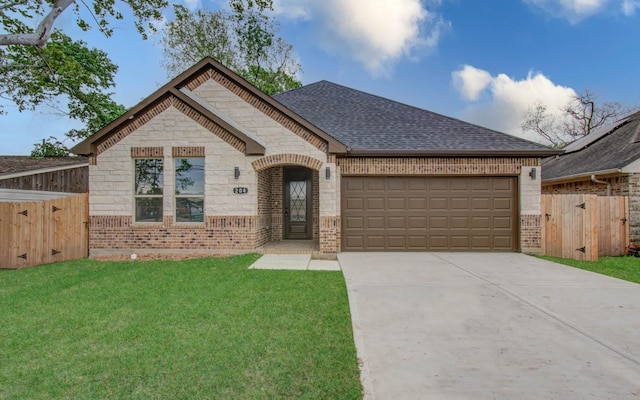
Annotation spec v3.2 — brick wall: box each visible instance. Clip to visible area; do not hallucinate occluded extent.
[257,169,272,248]
[520,215,542,253]
[313,172,319,240]
[337,157,543,253]
[320,216,341,253]
[270,166,283,241]
[542,176,629,196]
[629,174,640,243]
[89,215,257,253]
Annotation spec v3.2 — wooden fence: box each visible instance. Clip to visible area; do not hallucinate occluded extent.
[542,194,629,261]
[0,193,88,269]
[0,165,88,193]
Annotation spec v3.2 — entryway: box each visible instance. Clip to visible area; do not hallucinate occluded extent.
[284,167,312,240]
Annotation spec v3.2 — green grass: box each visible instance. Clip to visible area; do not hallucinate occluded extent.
[539,255,640,284]
[0,254,362,399]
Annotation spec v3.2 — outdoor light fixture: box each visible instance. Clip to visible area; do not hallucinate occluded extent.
[234,167,240,179]
[325,166,330,180]
[529,168,537,180]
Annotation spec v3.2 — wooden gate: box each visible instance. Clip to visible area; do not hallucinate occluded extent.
[0,193,88,269]
[542,194,629,261]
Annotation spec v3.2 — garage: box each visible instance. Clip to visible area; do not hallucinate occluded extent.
[341,176,518,251]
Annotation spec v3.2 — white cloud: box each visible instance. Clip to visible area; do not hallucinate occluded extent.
[452,65,577,143]
[524,0,609,22]
[622,0,640,15]
[452,65,493,101]
[274,0,449,76]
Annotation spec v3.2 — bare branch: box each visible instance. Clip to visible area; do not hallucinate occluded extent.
[0,0,75,47]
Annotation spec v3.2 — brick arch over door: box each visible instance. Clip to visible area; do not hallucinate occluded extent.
[251,154,324,172]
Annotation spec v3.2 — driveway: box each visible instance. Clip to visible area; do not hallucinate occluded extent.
[338,252,640,400]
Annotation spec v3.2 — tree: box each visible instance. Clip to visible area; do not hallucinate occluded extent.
[0,1,165,155]
[1,30,126,154]
[521,90,627,148]
[161,1,302,95]
[0,0,167,48]
[31,136,69,157]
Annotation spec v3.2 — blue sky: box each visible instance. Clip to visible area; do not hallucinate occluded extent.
[2,0,640,154]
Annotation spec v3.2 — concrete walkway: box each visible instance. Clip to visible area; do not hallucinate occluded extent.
[248,254,340,271]
[339,252,640,400]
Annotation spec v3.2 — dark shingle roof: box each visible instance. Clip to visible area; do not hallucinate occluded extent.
[273,80,555,154]
[542,111,640,181]
[0,156,87,176]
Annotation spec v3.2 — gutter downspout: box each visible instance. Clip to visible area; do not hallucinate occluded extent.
[591,175,612,196]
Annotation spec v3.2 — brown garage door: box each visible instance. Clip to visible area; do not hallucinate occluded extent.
[341,176,517,251]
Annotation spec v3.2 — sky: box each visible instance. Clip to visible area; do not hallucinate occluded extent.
[2,0,640,155]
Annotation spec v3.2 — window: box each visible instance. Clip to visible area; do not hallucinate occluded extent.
[134,159,164,222]
[175,158,204,223]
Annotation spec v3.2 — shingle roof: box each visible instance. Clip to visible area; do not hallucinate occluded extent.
[273,80,556,155]
[542,110,640,181]
[0,156,87,176]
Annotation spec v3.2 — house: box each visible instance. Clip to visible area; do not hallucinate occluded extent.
[542,110,640,243]
[71,57,558,257]
[0,156,88,193]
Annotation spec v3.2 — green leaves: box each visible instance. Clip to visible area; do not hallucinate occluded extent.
[161,2,301,95]
[0,30,126,155]
[0,1,169,155]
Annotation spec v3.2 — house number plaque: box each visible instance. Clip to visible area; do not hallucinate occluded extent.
[233,187,249,194]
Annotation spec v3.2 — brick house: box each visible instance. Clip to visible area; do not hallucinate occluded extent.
[542,110,640,242]
[71,57,558,257]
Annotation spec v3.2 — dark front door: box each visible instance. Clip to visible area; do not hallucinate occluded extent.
[284,167,312,240]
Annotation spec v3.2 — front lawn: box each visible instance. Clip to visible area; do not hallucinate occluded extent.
[0,254,362,399]
[539,255,640,284]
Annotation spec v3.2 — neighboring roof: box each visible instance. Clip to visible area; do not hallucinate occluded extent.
[0,156,87,177]
[542,110,640,181]
[273,81,559,156]
[0,188,77,202]
[71,57,346,156]
[562,109,640,153]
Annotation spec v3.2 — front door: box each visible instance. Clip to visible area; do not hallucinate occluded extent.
[284,167,312,239]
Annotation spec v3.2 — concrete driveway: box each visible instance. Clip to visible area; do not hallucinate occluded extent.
[338,252,640,400]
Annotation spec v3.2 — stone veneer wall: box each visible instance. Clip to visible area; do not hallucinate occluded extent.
[337,157,543,253]
[88,64,337,255]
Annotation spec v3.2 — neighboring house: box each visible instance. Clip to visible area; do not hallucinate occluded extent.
[542,110,640,243]
[71,57,558,257]
[0,156,88,193]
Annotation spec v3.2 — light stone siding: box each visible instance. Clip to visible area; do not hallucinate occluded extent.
[90,106,253,218]
[193,80,327,161]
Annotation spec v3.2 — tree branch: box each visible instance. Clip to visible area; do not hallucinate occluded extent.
[0,0,75,47]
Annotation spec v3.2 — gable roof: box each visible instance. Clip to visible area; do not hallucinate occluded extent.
[542,110,640,182]
[273,81,559,157]
[71,57,347,156]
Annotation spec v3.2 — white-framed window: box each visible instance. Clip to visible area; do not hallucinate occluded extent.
[134,158,164,223]
[174,157,204,223]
